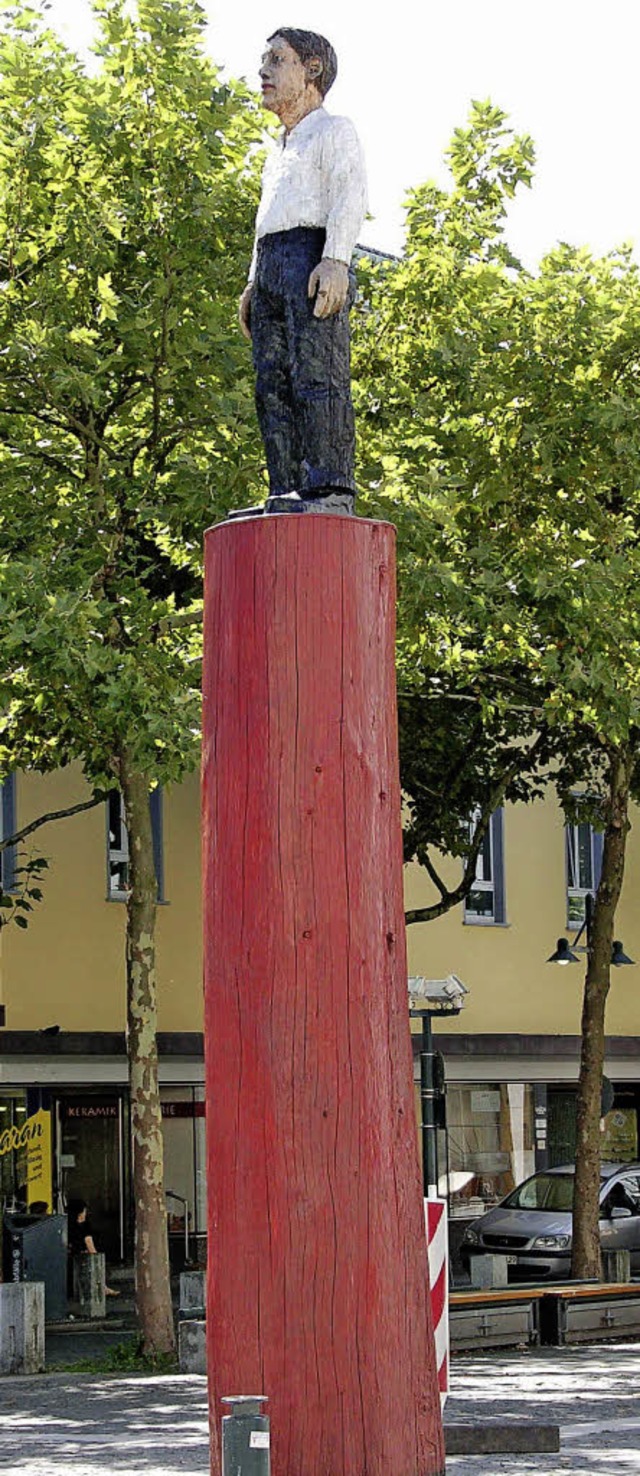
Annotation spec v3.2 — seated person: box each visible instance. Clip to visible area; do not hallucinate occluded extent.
[67,1197,119,1296]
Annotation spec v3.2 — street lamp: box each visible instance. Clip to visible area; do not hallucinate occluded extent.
[408,975,469,1197]
[547,891,634,968]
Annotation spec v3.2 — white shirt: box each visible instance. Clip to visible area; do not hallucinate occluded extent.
[248,107,368,282]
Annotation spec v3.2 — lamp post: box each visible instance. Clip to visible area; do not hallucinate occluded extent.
[547,890,634,969]
[408,976,468,1197]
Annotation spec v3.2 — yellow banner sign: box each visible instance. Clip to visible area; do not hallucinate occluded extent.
[0,1109,53,1212]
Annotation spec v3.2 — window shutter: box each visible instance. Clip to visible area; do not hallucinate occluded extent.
[150,788,165,903]
[492,808,506,924]
[1,775,17,894]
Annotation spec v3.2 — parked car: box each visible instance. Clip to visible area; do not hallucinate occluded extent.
[461,1162,640,1281]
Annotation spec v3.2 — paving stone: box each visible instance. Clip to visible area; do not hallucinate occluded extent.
[0,1343,638,1474]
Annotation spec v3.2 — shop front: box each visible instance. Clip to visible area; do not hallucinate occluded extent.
[415,1033,640,1282]
[0,1034,208,1270]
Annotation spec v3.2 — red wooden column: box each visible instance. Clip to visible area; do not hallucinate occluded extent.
[202,514,444,1476]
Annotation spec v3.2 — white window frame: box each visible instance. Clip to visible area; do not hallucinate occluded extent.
[566,819,602,929]
[106,788,165,902]
[464,807,506,926]
[107,791,130,900]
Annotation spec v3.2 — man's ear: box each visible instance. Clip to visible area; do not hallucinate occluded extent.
[306,57,323,87]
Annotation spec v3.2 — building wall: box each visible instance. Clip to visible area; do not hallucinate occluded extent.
[1,766,203,1033]
[3,763,640,1042]
[405,794,640,1041]
[2,763,640,1269]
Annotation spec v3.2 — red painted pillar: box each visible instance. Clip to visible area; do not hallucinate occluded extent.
[202,515,444,1476]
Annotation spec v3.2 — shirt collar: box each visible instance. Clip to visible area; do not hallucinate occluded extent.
[280,105,327,147]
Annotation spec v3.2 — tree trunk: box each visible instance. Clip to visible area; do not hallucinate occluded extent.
[570,745,632,1280]
[119,747,175,1356]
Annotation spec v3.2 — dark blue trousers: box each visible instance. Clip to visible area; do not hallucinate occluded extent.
[251,228,357,498]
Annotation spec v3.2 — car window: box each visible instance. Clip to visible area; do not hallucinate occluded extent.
[603,1174,640,1216]
[504,1173,574,1211]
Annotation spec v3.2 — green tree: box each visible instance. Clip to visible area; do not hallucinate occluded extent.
[0,0,262,1349]
[354,101,640,1279]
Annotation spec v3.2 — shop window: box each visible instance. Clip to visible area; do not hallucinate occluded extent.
[443,1082,534,1217]
[0,1092,29,1209]
[107,788,165,901]
[464,808,506,925]
[1,774,17,894]
[566,819,602,928]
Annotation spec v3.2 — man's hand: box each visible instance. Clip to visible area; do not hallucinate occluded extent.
[238,282,253,341]
[308,258,349,318]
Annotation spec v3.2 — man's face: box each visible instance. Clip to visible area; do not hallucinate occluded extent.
[259,35,315,120]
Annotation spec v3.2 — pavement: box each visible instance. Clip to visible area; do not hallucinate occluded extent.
[0,1342,639,1473]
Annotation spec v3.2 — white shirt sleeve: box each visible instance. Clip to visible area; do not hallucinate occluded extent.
[322,117,368,265]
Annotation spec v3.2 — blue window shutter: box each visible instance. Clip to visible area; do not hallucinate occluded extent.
[592,829,604,890]
[150,788,165,903]
[1,775,17,894]
[492,807,506,924]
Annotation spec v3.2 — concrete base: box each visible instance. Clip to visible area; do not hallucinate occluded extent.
[179,1270,205,1316]
[469,1253,508,1290]
[0,1282,45,1374]
[178,1318,206,1374]
[73,1253,106,1319]
[445,1424,560,1455]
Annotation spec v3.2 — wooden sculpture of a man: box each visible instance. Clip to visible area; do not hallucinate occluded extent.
[237,28,367,517]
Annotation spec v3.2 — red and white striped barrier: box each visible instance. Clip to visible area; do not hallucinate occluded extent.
[425,1196,448,1405]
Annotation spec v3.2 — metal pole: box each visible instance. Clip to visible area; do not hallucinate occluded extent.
[420,1012,438,1196]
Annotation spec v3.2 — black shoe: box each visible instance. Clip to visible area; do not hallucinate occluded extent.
[226,505,264,520]
[264,492,305,515]
[303,492,355,516]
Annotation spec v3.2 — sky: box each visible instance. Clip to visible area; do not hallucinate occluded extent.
[46,0,640,269]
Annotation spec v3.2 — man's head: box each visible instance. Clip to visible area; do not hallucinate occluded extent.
[260,29,337,127]
[268,29,337,96]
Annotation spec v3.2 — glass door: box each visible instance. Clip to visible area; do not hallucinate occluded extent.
[55,1094,126,1263]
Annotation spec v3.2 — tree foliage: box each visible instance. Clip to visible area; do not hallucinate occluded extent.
[0,0,264,1350]
[354,99,640,1276]
[0,0,263,789]
[354,99,640,888]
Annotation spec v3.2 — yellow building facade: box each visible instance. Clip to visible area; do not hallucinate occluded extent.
[1,765,638,1270]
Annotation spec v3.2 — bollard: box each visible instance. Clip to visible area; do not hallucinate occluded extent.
[602,1247,631,1283]
[0,1282,45,1374]
[178,1318,206,1374]
[222,1396,270,1476]
[179,1269,205,1318]
[73,1253,106,1319]
[469,1253,508,1290]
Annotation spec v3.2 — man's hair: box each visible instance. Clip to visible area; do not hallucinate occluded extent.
[268,28,338,97]
[67,1197,87,1218]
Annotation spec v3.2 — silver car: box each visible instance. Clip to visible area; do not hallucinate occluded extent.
[461,1162,640,1280]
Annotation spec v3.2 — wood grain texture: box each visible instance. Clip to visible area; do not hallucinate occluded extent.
[202,515,444,1476]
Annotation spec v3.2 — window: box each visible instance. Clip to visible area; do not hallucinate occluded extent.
[0,774,17,894]
[107,788,165,901]
[161,1085,206,1257]
[442,1082,535,1217]
[566,820,602,928]
[602,1174,640,1217]
[464,808,506,925]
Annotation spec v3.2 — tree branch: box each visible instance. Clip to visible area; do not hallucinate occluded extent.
[0,793,106,853]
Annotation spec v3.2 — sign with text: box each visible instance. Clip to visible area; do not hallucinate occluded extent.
[26,1108,53,1212]
[0,1109,53,1211]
